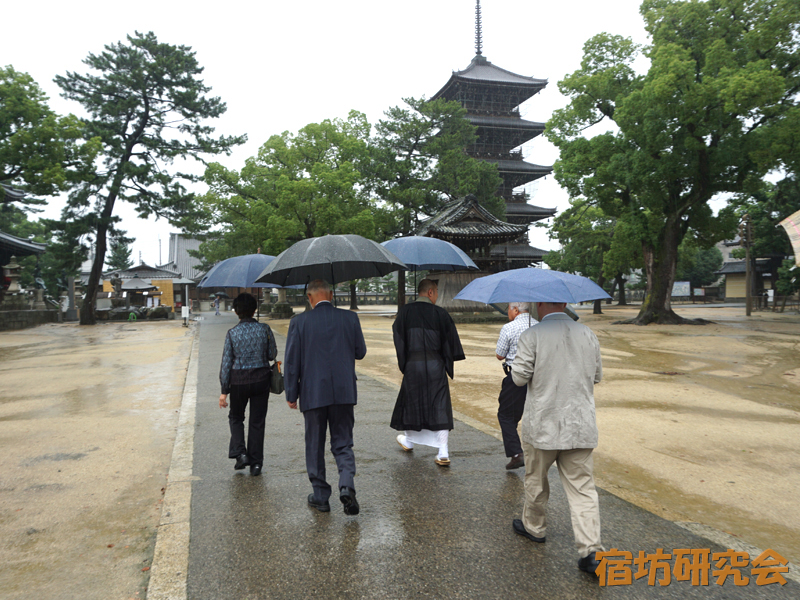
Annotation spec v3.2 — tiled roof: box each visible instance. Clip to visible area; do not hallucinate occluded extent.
[417,195,528,239]
[1,183,27,204]
[0,230,46,257]
[485,158,553,175]
[505,202,557,218]
[715,259,771,274]
[105,263,181,279]
[432,55,547,103]
[467,115,545,131]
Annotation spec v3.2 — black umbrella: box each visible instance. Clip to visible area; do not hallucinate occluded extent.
[255,234,407,287]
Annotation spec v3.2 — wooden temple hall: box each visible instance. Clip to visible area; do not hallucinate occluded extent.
[421,1,556,309]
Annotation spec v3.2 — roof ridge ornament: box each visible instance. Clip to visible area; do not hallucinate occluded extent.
[475,0,483,56]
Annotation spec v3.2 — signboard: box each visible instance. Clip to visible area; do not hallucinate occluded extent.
[694,288,705,297]
[672,281,690,297]
[181,306,190,319]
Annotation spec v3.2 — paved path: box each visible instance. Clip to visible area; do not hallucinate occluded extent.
[172,314,798,598]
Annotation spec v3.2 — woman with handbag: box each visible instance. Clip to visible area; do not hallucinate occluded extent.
[219,293,278,476]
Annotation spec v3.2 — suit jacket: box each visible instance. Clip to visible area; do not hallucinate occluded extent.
[511,313,602,450]
[284,302,367,412]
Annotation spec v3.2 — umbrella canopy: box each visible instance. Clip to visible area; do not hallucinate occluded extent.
[197,253,277,288]
[212,291,230,298]
[380,236,478,271]
[256,234,407,287]
[454,268,611,304]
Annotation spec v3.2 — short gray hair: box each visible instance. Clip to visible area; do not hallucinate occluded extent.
[307,279,331,294]
[509,302,530,312]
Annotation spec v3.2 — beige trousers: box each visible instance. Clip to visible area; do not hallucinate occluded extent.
[521,442,603,558]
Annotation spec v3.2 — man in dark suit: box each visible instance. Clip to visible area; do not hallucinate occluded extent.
[285,279,367,515]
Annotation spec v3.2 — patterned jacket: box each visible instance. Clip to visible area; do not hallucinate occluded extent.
[220,318,278,394]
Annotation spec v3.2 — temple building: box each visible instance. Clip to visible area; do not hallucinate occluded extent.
[421,1,557,309]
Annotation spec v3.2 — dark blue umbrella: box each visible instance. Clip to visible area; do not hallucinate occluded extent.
[380,236,478,271]
[197,253,277,288]
[454,268,611,304]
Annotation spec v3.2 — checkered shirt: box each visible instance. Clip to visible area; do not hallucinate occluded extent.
[495,312,537,364]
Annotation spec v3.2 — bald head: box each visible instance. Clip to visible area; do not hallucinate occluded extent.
[536,301,567,320]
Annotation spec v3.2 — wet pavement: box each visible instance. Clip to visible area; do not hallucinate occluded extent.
[180,313,799,599]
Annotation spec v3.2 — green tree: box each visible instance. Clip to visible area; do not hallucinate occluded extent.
[54,32,245,324]
[675,239,724,300]
[0,66,98,210]
[723,176,800,288]
[775,259,799,302]
[544,199,639,313]
[372,97,503,236]
[105,231,134,271]
[200,111,384,265]
[547,0,799,324]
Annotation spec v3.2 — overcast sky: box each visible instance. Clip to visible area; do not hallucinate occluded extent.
[4,0,650,267]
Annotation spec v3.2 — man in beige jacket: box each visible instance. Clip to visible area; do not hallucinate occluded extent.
[510,301,603,575]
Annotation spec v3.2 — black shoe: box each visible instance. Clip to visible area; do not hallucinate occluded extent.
[512,519,545,543]
[578,552,600,575]
[307,494,330,512]
[250,463,262,476]
[234,454,249,470]
[340,487,360,515]
[506,454,524,470]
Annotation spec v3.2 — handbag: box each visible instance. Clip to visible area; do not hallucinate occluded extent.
[270,360,285,395]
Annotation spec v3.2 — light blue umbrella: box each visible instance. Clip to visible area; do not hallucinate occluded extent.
[454,268,611,304]
[198,253,277,288]
[380,236,478,271]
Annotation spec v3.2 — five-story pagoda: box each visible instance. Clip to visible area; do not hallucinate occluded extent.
[428,0,555,271]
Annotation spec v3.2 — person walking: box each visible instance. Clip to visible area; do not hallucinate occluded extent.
[494,302,536,470]
[510,301,604,575]
[391,279,465,466]
[284,279,367,515]
[214,295,221,316]
[218,293,278,476]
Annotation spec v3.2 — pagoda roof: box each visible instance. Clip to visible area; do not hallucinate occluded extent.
[488,159,553,176]
[467,114,545,131]
[417,195,528,240]
[432,55,547,102]
[490,242,550,260]
[505,202,557,219]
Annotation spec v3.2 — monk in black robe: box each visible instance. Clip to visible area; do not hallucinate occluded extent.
[391,278,465,466]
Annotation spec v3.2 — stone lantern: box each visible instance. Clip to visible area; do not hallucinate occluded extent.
[3,256,22,293]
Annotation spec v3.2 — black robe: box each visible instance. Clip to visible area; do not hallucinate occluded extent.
[390,299,465,431]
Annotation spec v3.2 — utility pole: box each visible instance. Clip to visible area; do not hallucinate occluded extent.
[739,214,753,316]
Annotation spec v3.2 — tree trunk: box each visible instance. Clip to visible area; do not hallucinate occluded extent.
[397,271,406,308]
[593,274,607,314]
[606,279,616,305]
[628,217,693,325]
[616,274,628,305]
[79,197,116,325]
[349,282,358,311]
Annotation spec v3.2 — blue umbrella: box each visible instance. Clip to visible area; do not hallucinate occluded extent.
[380,236,478,271]
[454,268,611,304]
[197,253,277,288]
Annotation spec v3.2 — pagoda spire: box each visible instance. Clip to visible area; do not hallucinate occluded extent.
[475,0,483,56]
